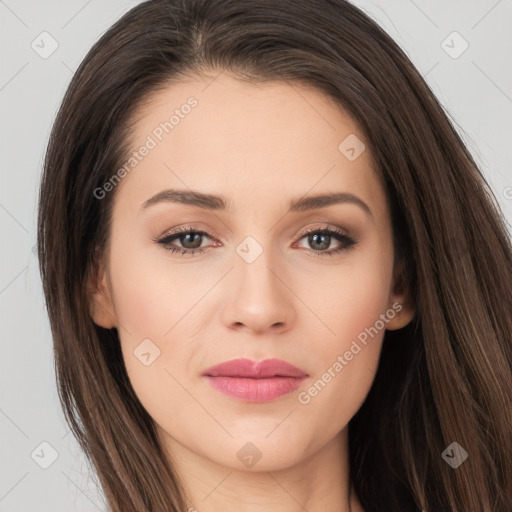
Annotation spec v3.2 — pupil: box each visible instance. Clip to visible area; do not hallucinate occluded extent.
[181,233,202,249]
[310,233,329,250]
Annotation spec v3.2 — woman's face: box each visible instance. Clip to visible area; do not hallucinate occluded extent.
[90,72,412,472]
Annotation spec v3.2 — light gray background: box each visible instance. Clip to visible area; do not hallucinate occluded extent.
[1,1,511,511]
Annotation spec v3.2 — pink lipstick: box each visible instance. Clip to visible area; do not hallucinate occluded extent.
[202,358,308,403]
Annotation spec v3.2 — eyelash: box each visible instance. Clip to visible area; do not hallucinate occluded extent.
[153,224,357,258]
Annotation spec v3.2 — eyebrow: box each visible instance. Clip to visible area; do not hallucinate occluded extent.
[140,189,373,217]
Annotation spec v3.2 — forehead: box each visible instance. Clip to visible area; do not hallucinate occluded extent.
[113,72,386,218]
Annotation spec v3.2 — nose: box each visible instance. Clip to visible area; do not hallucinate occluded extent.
[220,243,296,335]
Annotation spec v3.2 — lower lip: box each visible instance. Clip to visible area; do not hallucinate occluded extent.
[204,376,306,402]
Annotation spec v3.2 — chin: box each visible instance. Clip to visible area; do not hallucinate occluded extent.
[205,435,311,472]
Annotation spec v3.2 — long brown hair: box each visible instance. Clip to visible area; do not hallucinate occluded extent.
[37,0,512,510]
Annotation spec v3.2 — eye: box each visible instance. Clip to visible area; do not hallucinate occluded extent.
[153,224,357,257]
[293,226,357,257]
[153,225,218,257]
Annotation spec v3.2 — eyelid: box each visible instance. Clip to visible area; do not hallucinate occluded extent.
[154,222,357,258]
[157,222,350,244]
[156,224,224,244]
[295,223,350,238]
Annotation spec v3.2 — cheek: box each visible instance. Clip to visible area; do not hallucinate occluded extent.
[107,241,212,422]
[108,238,206,339]
[304,244,393,346]
[295,244,393,421]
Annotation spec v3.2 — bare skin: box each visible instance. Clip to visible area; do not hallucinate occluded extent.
[88,71,414,512]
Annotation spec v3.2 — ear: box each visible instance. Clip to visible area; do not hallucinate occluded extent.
[385,256,415,331]
[86,249,118,329]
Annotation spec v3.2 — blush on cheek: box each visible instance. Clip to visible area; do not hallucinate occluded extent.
[110,262,168,334]
[316,292,390,398]
[328,296,390,349]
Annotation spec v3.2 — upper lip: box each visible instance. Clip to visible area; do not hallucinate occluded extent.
[202,358,308,378]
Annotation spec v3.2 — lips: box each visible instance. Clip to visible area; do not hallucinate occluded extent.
[202,358,308,402]
[202,357,308,378]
